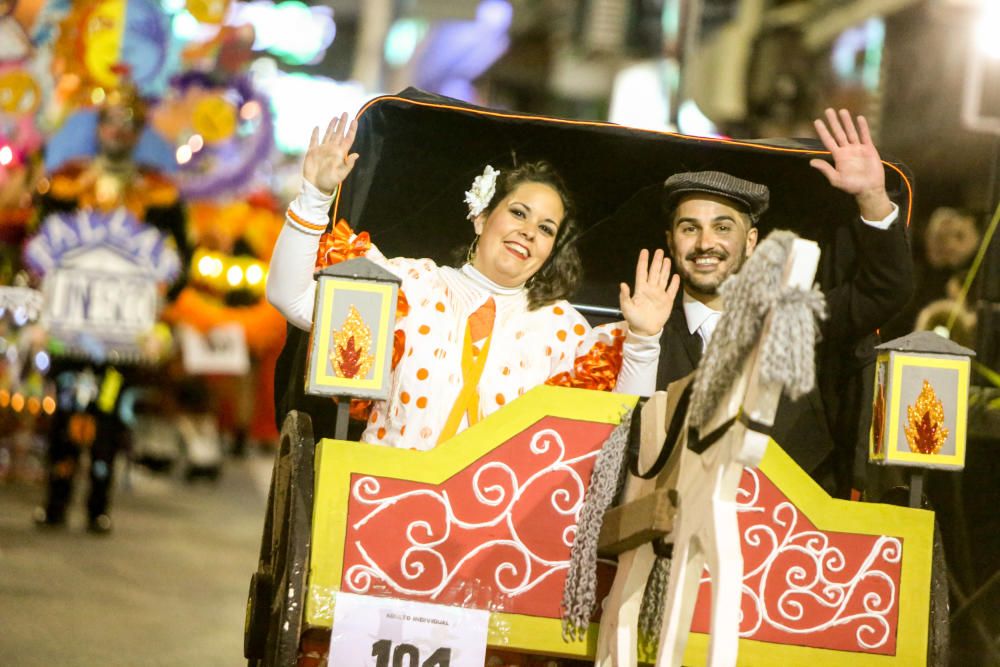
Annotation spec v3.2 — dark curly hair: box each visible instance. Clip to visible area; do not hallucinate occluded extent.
[476,161,582,310]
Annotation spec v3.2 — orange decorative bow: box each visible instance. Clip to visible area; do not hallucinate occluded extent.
[315,219,372,271]
[546,337,624,393]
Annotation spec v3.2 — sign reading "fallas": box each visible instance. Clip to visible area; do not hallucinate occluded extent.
[24,208,181,358]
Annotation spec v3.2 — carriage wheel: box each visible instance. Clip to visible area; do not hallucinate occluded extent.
[244,411,317,667]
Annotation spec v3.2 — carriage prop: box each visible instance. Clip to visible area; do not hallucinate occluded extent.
[246,89,942,666]
[577,233,935,667]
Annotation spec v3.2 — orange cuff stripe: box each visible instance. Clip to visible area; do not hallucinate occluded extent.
[287,208,327,232]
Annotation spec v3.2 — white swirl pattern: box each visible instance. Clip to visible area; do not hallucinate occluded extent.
[704,468,903,650]
[344,428,598,601]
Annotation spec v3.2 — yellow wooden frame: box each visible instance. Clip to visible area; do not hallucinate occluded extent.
[306,385,935,663]
[307,385,639,656]
[880,353,969,469]
[309,279,394,392]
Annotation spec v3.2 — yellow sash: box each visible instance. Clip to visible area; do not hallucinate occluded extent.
[437,323,493,444]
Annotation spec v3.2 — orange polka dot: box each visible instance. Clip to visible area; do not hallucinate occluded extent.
[407,348,414,357]
[377,427,386,439]
[573,324,586,336]
[400,426,406,436]
[496,393,505,406]
[418,324,430,335]
[417,368,429,380]
[369,411,379,424]
[502,366,510,376]
[545,346,552,356]
[553,306,564,315]
[515,331,524,339]
[435,302,445,312]
[557,330,567,341]
[400,392,410,404]
[416,396,428,408]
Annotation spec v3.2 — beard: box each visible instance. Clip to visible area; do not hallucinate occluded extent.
[678,248,749,297]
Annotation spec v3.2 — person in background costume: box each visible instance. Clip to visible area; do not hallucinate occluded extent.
[37,81,190,289]
[33,81,189,534]
[654,108,913,497]
[267,114,681,451]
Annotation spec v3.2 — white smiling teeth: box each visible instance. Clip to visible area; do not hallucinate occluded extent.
[506,243,528,257]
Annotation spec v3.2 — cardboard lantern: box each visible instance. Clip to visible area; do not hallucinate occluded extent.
[305,257,400,402]
[869,331,975,470]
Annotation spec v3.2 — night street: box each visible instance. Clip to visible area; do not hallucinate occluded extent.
[0,454,272,666]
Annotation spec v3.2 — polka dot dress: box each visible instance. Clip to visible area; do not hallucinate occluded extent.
[355,249,625,451]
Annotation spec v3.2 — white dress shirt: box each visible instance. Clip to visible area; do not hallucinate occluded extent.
[682,291,722,351]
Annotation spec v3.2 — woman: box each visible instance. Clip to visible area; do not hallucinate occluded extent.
[268,114,679,450]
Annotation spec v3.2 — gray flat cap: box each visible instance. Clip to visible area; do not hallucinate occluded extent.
[662,171,770,224]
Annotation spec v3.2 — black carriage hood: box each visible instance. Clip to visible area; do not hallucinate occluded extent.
[275,88,914,436]
[334,87,912,307]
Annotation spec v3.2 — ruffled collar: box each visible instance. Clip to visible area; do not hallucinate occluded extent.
[460,263,524,297]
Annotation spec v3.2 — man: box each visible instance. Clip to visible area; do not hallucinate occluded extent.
[33,82,188,534]
[656,108,913,496]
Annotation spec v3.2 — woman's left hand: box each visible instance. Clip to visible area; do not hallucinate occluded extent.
[303,113,359,195]
[620,248,680,337]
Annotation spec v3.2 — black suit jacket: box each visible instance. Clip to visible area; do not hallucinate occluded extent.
[656,216,913,490]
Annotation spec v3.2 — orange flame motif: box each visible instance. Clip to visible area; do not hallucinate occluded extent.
[905,380,949,455]
[331,306,375,379]
[872,380,886,456]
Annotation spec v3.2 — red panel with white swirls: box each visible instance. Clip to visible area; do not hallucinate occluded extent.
[340,416,614,617]
[690,468,902,654]
[340,419,903,655]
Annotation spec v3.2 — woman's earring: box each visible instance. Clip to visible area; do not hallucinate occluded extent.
[466,235,479,264]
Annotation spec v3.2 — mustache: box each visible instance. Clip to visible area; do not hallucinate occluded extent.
[685,250,728,261]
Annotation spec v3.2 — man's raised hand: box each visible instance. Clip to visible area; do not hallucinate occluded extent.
[809,108,893,220]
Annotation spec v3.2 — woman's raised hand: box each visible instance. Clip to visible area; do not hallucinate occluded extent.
[619,249,680,337]
[302,113,359,195]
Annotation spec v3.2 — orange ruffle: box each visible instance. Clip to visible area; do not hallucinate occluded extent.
[349,398,372,422]
[392,329,406,370]
[315,219,371,271]
[390,288,410,370]
[395,288,409,320]
[545,337,625,393]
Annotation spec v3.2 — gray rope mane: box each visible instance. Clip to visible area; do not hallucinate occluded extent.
[561,409,633,641]
[638,552,671,646]
[688,230,826,429]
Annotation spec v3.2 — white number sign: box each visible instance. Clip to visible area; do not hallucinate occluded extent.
[328,593,488,667]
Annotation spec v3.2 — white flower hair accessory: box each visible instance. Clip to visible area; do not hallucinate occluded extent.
[464,165,500,220]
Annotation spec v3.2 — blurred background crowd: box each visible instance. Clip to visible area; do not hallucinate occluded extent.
[0,0,998,664]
